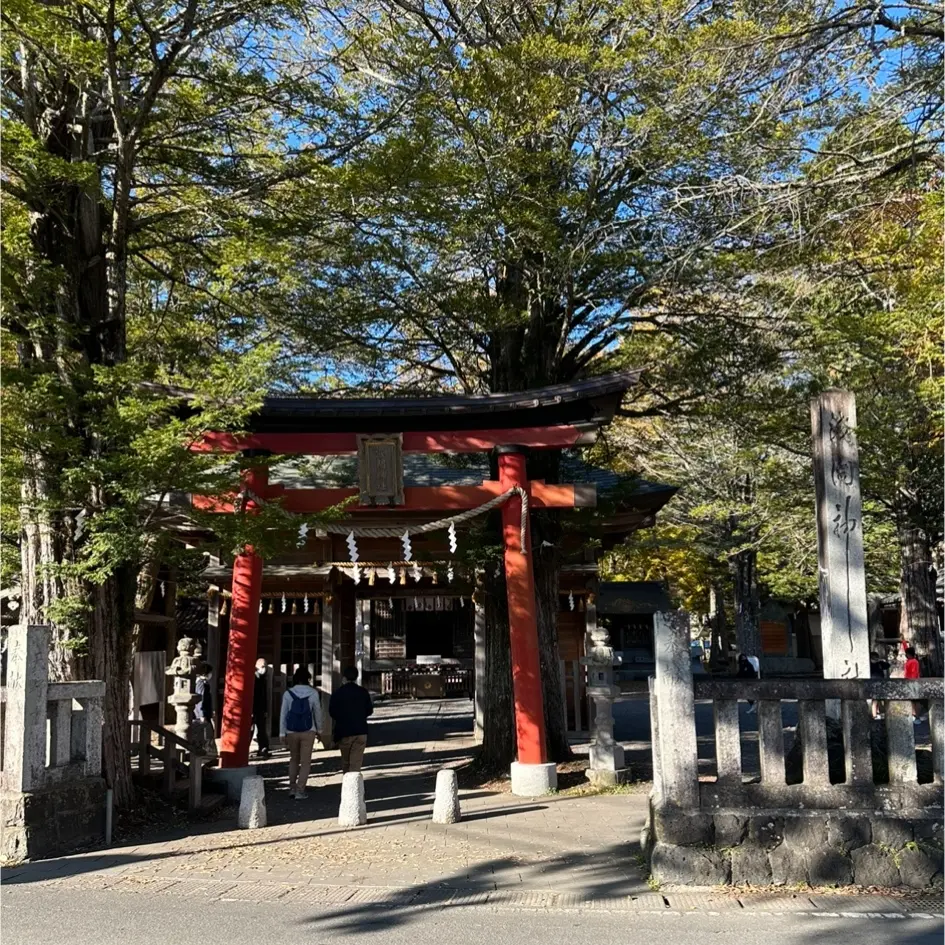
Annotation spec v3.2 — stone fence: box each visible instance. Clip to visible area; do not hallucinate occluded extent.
[644,611,945,889]
[1,625,106,862]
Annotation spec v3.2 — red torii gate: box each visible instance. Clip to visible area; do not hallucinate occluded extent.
[193,373,639,793]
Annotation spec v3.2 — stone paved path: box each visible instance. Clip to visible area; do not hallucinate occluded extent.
[3,699,647,896]
[3,698,941,921]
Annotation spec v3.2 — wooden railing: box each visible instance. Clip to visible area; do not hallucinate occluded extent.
[128,719,209,810]
[559,659,588,735]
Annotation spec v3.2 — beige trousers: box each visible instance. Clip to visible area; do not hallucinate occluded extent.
[339,734,367,773]
[286,730,317,793]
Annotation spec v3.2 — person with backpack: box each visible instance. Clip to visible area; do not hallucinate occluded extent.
[279,667,323,799]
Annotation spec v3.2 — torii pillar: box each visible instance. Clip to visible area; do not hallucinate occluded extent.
[219,461,267,769]
[498,447,557,795]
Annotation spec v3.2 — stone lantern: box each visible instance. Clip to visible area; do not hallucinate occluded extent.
[166,636,201,742]
[581,624,628,786]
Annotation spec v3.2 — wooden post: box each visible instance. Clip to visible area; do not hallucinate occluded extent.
[219,548,263,768]
[320,589,335,750]
[497,448,547,767]
[473,588,486,744]
[163,738,176,796]
[654,611,699,807]
[811,392,871,698]
[219,459,268,768]
[207,587,220,734]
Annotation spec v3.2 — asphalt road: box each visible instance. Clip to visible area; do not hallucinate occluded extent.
[3,887,941,945]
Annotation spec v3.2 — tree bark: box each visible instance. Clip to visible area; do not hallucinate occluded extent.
[731,548,761,658]
[897,525,943,677]
[528,449,571,761]
[479,566,516,771]
[708,581,730,671]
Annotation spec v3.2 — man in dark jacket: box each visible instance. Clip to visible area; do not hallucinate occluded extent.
[252,658,271,758]
[329,666,374,773]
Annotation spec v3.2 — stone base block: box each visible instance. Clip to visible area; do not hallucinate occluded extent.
[1,778,106,863]
[207,765,254,802]
[510,761,557,797]
[237,775,267,829]
[644,802,944,889]
[585,767,629,787]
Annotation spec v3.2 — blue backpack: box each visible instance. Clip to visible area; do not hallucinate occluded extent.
[285,689,313,733]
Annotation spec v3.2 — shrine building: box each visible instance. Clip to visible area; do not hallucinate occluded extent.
[178,373,675,794]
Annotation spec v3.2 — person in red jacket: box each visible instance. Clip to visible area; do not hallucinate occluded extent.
[903,646,923,723]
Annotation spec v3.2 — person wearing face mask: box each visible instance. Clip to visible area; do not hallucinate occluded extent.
[252,658,271,759]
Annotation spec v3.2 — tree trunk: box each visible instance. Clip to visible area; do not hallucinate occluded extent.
[85,570,137,808]
[708,581,730,671]
[528,450,571,761]
[898,525,943,677]
[731,548,761,658]
[480,566,516,771]
[532,518,571,761]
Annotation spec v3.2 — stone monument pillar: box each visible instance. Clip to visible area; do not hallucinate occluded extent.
[166,636,201,743]
[811,391,871,687]
[582,624,628,786]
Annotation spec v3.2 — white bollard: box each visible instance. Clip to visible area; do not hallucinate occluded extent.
[432,768,461,824]
[338,771,367,827]
[238,775,267,829]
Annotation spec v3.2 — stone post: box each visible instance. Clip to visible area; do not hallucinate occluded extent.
[811,391,871,689]
[432,768,461,824]
[654,611,698,808]
[338,771,367,827]
[3,625,49,793]
[581,622,627,786]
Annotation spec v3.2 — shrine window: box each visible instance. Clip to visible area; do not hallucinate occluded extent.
[279,620,322,673]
